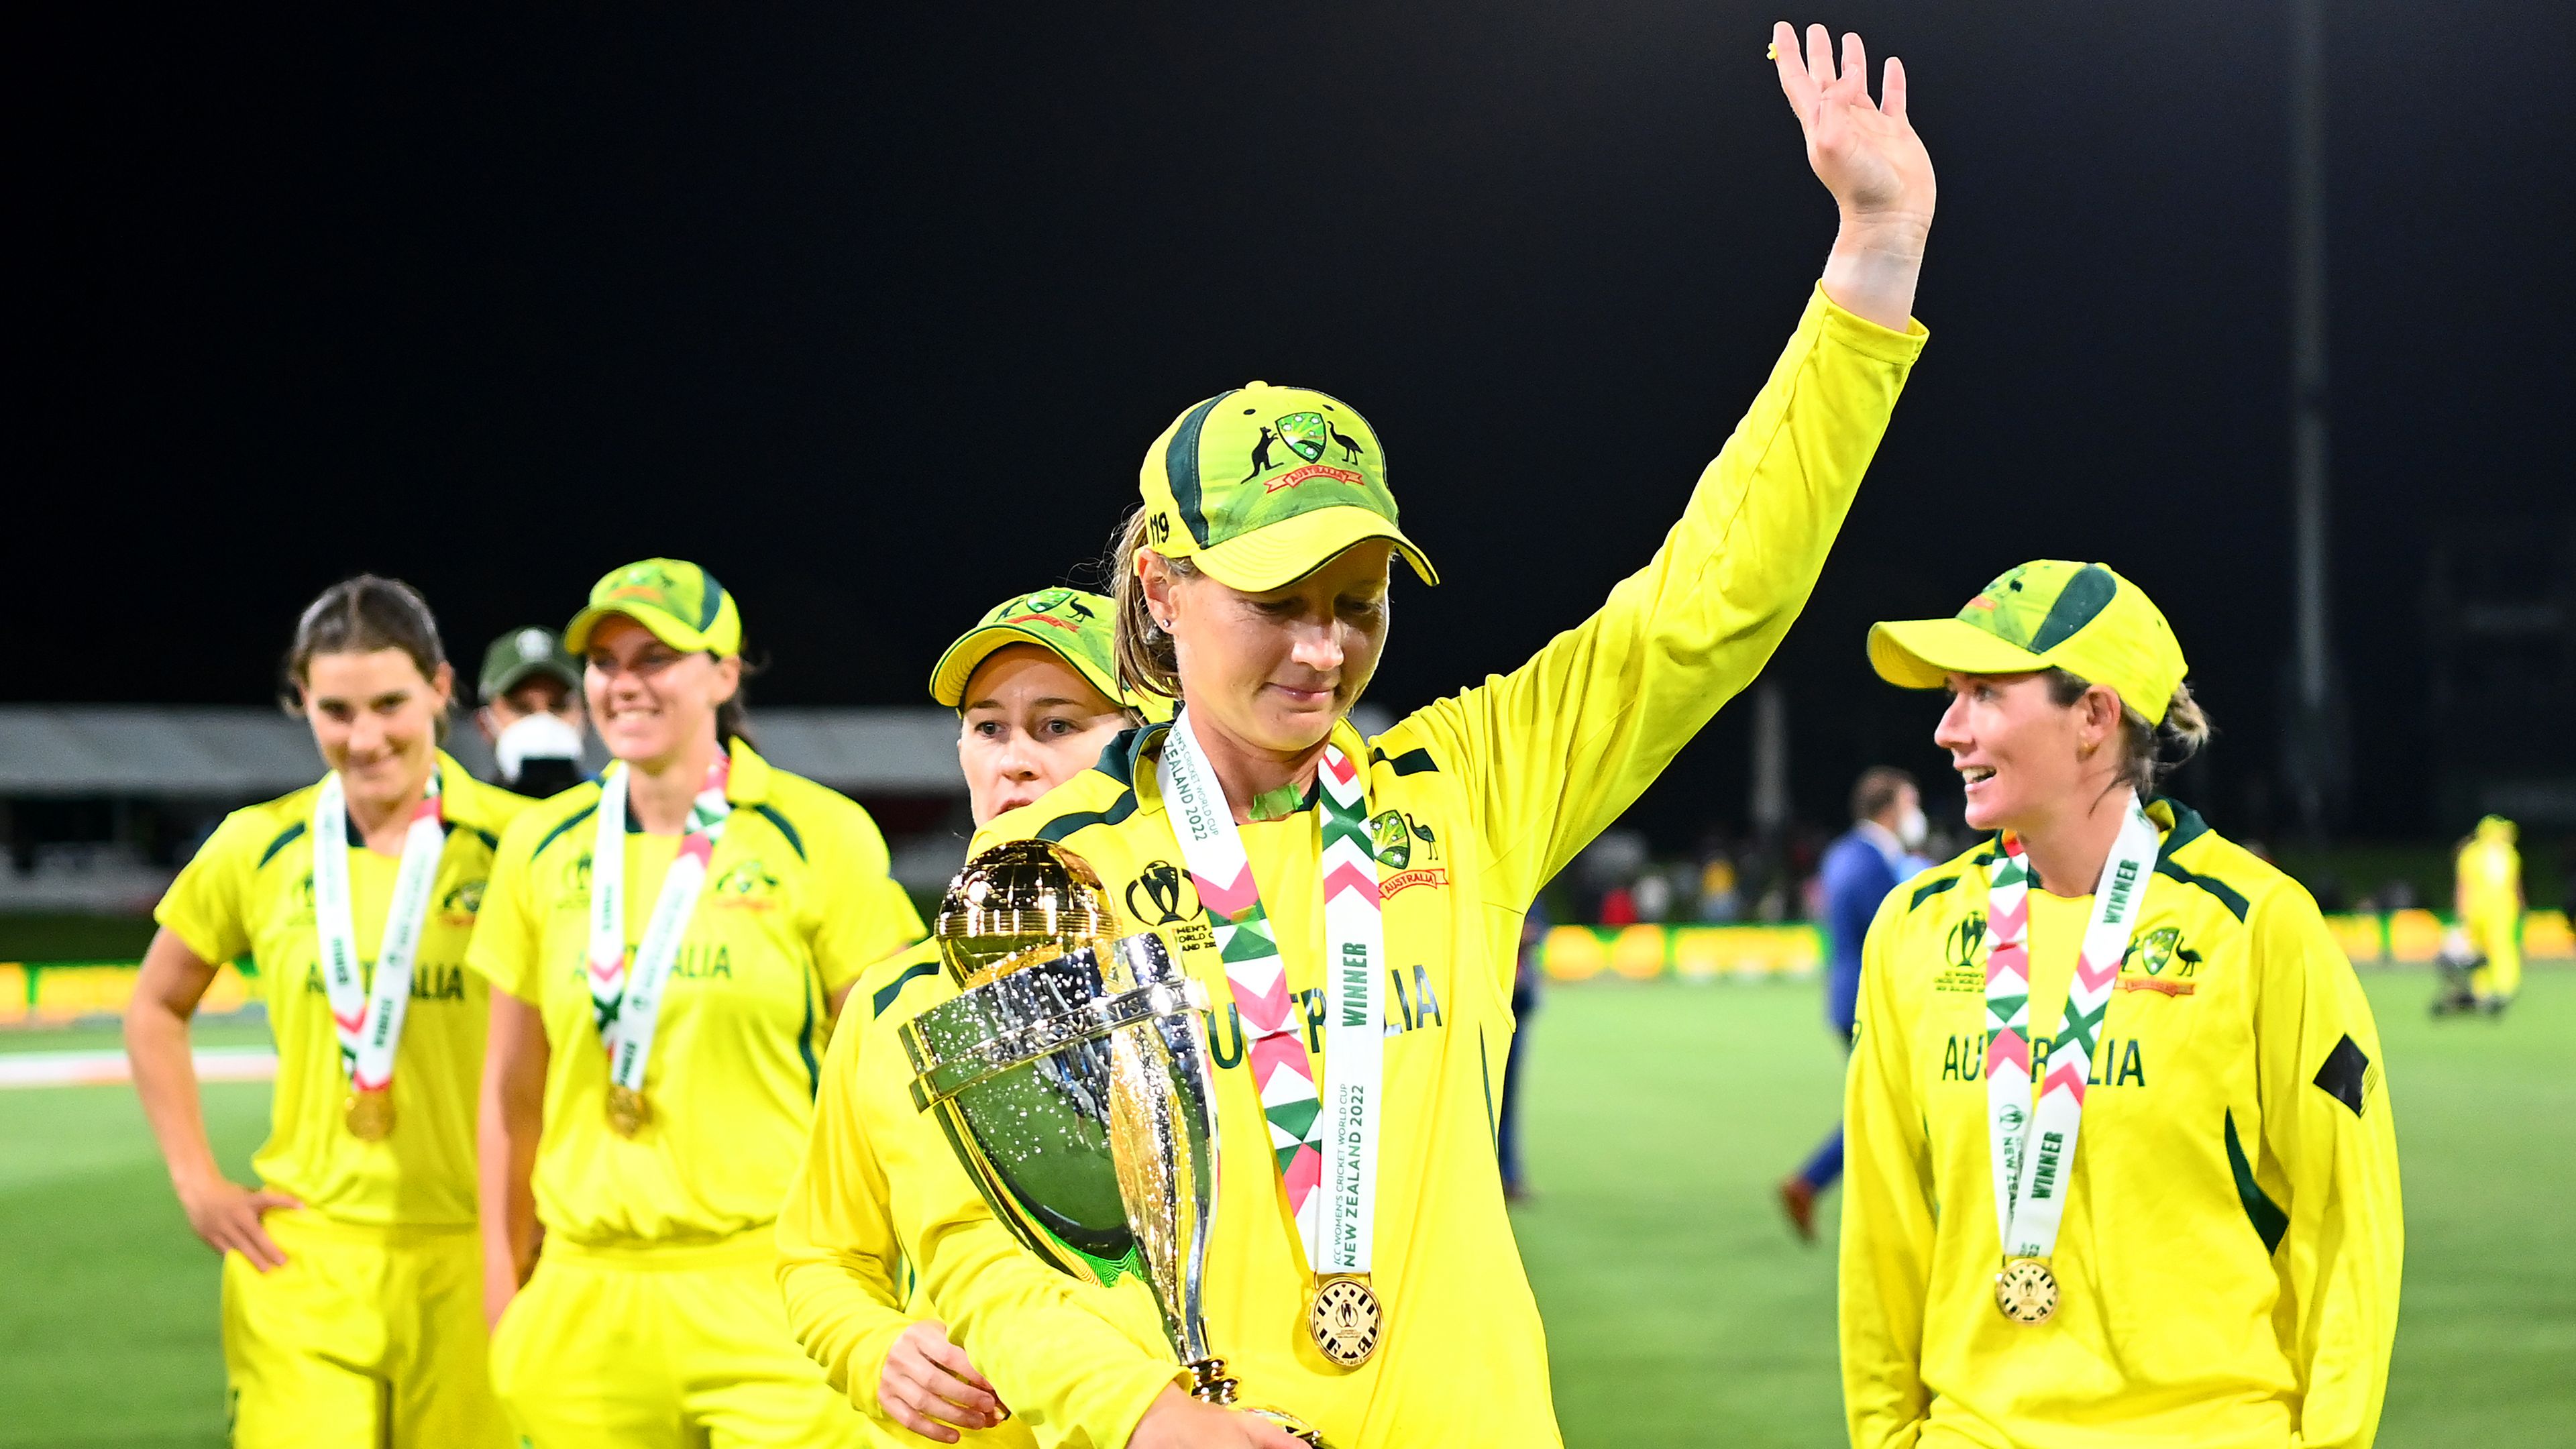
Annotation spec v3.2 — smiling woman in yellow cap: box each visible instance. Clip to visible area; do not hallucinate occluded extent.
[908,25,1933,1448]
[1840,560,2404,1448]
[468,557,926,1448]
[127,574,529,1449]
[777,586,1178,1447]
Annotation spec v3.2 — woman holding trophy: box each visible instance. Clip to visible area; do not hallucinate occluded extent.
[1840,562,2403,1448]
[778,586,1174,1446]
[913,24,1934,1447]
[468,559,924,1446]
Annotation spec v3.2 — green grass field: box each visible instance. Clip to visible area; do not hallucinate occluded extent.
[1,973,2567,1447]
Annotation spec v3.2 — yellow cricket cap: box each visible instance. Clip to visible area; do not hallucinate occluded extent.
[927,587,1170,722]
[565,558,743,657]
[1868,560,2190,724]
[1138,382,1437,592]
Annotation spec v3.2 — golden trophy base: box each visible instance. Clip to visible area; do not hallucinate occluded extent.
[1188,1358,1326,1446]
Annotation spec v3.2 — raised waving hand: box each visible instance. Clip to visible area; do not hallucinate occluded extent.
[1772,21,1932,329]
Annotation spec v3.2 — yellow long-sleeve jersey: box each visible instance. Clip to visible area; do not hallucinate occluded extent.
[1841,799,2404,1449]
[905,286,1924,1448]
[775,941,1168,1446]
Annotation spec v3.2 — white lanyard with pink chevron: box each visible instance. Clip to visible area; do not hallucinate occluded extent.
[311,767,447,1142]
[1157,708,1389,1368]
[1981,794,2161,1325]
[587,754,733,1137]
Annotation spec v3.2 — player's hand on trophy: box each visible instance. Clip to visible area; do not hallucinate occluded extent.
[176,1174,300,1271]
[1130,1387,1311,1449]
[1772,20,1932,330]
[879,1319,1009,1442]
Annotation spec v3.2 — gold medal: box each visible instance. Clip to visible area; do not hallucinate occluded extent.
[344,1087,395,1140]
[606,1084,651,1138]
[1307,1275,1383,1368]
[1994,1258,2059,1326]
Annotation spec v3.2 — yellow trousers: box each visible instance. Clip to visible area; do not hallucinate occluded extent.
[490,1230,870,1448]
[2469,911,2523,1000]
[221,1210,511,1449]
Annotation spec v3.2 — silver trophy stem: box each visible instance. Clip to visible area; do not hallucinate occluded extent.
[1103,932,1221,1368]
[904,907,1324,1446]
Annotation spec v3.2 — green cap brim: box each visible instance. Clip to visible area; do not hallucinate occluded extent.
[928,624,1127,711]
[1189,504,1438,592]
[1868,617,2051,690]
[566,602,724,656]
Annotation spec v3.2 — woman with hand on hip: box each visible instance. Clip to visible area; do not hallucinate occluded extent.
[917,25,1932,1446]
[1841,561,2403,1448]
[127,574,527,1449]
[778,586,1177,1446]
[470,558,924,1448]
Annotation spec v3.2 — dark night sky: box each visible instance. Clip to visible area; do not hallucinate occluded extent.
[24,3,2575,846]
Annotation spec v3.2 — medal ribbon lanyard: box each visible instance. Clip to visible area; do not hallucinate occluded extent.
[1157,709,1384,1277]
[1982,794,2161,1263]
[313,767,447,1094]
[588,756,733,1095]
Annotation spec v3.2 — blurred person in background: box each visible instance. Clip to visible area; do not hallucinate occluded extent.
[475,625,588,798]
[1778,765,1925,1241]
[1699,845,1743,922]
[127,575,529,1449]
[2453,814,2522,1016]
[779,585,1171,1446]
[1497,899,1550,1202]
[471,559,924,1448]
[1843,561,2401,1449]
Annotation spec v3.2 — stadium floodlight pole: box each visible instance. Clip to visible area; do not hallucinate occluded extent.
[1750,680,1789,840]
[2288,0,2337,837]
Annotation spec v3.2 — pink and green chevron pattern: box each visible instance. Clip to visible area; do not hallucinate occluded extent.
[1195,741,1379,1232]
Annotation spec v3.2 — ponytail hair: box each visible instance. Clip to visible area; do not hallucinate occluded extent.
[282,574,451,741]
[2047,669,2211,797]
[1106,504,1191,702]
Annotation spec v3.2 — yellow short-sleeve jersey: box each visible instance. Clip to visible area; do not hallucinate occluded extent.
[466,741,925,1247]
[153,753,531,1228]
[1841,799,2404,1449]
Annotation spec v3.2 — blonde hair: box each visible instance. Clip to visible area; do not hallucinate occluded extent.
[2046,669,2212,796]
[1106,504,1192,702]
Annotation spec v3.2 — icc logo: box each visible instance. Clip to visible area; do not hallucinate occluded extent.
[1945,912,1988,971]
[1126,860,1200,925]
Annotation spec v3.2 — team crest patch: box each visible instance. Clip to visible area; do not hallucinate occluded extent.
[2116,925,2200,994]
[1368,809,1413,870]
[2129,926,2182,976]
[440,877,486,925]
[998,588,1096,633]
[605,561,682,608]
[710,860,780,910]
[1276,411,1330,464]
